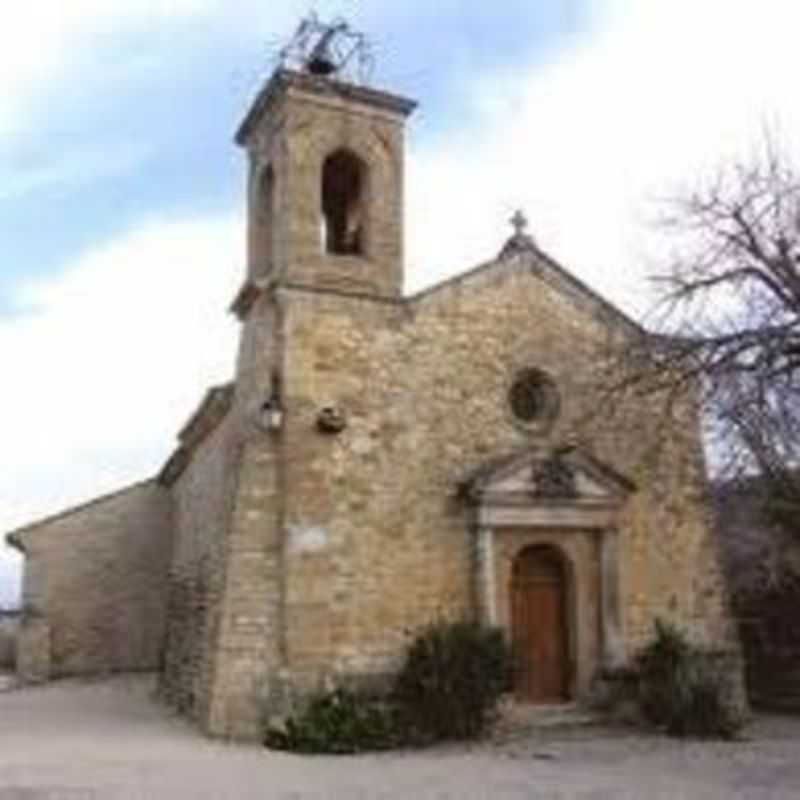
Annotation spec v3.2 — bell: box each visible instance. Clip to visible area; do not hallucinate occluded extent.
[308,54,337,76]
[306,32,338,76]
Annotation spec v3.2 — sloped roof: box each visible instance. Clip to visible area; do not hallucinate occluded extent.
[231,241,646,344]
[5,479,157,553]
[408,241,644,337]
[158,383,235,487]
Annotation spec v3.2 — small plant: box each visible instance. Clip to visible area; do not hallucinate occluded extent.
[392,621,513,743]
[636,619,744,739]
[675,667,743,739]
[264,689,399,754]
[265,622,514,753]
[637,618,694,726]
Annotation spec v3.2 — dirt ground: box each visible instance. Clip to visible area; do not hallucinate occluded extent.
[0,674,799,799]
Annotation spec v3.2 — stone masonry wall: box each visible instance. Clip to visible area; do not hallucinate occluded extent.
[195,71,734,734]
[0,614,18,669]
[13,481,172,677]
[196,296,284,738]
[204,437,283,739]
[162,301,285,739]
[246,77,408,299]
[162,415,241,724]
[16,617,50,683]
[269,250,735,700]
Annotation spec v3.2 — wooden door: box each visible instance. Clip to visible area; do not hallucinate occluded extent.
[511,546,569,703]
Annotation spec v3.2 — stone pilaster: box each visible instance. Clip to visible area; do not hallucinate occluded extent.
[477,525,497,626]
[600,528,626,669]
[206,439,283,740]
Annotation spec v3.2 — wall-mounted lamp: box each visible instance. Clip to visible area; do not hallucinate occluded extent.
[258,397,284,432]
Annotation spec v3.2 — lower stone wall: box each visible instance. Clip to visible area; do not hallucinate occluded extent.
[16,616,50,683]
[739,608,800,711]
[161,556,214,715]
[205,439,283,740]
[160,415,242,731]
[709,649,749,718]
[12,481,173,678]
[0,614,19,669]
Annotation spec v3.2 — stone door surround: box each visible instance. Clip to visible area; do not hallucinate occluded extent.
[460,446,635,686]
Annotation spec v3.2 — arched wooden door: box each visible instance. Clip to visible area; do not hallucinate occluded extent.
[511,545,570,703]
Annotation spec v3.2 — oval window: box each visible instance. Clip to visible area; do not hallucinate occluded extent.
[508,368,559,428]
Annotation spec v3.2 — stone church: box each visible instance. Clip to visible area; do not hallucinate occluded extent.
[7,58,735,740]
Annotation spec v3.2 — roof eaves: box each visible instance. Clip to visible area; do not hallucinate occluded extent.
[158,383,235,488]
[4,478,158,550]
[406,246,646,338]
[235,69,417,147]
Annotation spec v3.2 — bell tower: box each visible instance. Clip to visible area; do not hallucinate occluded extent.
[235,19,416,299]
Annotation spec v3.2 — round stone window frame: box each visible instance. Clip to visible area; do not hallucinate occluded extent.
[507,368,561,432]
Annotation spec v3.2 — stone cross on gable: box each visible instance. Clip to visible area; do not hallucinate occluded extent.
[511,210,528,237]
[500,208,536,259]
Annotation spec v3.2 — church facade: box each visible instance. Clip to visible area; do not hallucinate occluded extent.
[7,66,736,739]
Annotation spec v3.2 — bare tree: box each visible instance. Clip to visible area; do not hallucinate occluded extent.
[615,135,800,545]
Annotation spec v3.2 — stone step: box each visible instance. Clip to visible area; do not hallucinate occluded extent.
[495,702,604,736]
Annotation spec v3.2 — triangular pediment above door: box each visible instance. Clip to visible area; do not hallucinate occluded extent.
[459,445,636,509]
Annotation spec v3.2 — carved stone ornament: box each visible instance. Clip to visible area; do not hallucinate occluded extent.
[531,456,578,499]
[316,406,347,434]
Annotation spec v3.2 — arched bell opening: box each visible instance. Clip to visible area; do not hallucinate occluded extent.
[251,163,275,277]
[321,149,368,256]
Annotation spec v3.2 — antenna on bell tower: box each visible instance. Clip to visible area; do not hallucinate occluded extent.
[277,14,375,85]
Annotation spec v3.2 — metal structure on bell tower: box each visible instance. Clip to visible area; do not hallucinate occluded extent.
[276,14,374,84]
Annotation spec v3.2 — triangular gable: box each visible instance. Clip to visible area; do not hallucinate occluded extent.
[460,445,636,508]
[408,245,643,338]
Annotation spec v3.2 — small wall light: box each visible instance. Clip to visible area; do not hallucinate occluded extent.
[259,397,284,432]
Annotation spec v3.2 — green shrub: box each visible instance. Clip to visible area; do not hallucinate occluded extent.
[636,619,744,739]
[637,619,694,726]
[674,667,743,739]
[264,688,399,754]
[392,621,513,743]
[264,622,514,753]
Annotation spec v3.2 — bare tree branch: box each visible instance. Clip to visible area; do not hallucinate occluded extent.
[605,130,800,552]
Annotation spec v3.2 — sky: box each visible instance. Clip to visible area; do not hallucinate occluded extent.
[2,0,800,605]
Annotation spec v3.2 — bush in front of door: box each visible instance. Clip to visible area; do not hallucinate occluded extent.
[264,622,514,753]
[393,621,514,743]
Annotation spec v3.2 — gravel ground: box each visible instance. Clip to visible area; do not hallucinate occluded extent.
[0,675,799,799]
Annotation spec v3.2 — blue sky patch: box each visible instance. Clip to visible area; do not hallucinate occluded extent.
[0,1,594,309]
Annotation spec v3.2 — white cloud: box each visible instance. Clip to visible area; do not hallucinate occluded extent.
[0,143,154,203]
[0,0,220,140]
[0,0,354,605]
[5,0,800,604]
[405,0,800,313]
[0,213,242,602]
